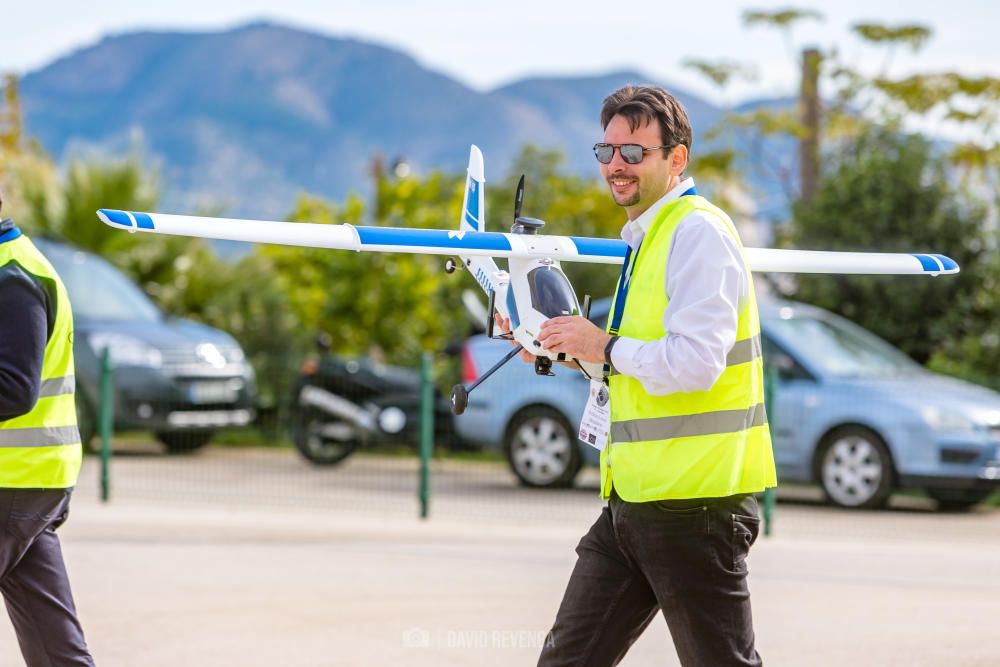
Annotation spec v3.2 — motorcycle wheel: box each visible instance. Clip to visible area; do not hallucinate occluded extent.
[292,407,360,466]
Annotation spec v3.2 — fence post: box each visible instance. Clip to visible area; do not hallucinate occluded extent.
[419,352,433,519]
[99,346,113,502]
[763,365,777,536]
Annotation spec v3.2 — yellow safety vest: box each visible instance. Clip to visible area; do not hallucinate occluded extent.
[601,195,776,501]
[0,233,82,488]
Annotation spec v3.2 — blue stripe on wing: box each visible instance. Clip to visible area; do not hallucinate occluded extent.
[931,254,959,272]
[132,212,155,229]
[99,209,133,227]
[355,227,511,251]
[570,237,627,259]
[912,254,943,272]
[98,209,155,229]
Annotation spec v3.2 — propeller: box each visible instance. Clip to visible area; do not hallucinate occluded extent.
[510,174,544,235]
[514,174,525,221]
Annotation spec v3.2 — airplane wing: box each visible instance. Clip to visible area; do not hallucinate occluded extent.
[96,208,959,276]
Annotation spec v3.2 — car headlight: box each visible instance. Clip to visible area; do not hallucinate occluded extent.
[88,333,162,368]
[920,406,977,433]
[225,347,255,380]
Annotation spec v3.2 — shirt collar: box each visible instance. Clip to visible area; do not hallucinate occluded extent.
[620,177,696,248]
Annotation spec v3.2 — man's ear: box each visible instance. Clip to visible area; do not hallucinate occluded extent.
[669,145,688,176]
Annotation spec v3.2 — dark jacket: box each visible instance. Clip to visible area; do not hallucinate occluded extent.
[0,220,50,420]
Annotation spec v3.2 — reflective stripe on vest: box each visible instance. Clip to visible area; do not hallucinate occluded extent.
[0,234,82,488]
[611,402,767,443]
[609,335,761,377]
[0,425,82,447]
[601,195,777,502]
[39,375,76,398]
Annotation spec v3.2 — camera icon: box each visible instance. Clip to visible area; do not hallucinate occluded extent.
[402,627,431,649]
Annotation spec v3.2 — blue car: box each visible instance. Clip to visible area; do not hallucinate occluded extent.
[454,298,1000,510]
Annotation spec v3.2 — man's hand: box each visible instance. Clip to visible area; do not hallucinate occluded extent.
[494,314,537,364]
[538,316,612,365]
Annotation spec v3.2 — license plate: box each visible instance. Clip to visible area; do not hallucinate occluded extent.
[187,381,239,404]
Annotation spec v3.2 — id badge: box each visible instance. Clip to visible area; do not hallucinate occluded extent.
[578,380,611,451]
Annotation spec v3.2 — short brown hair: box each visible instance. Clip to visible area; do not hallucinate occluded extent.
[600,85,692,155]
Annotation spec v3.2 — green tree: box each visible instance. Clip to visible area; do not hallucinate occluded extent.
[927,250,1000,389]
[20,156,159,252]
[264,177,467,367]
[788,128,988,364]
[0,74,59,223]
[681,58,761,216]
[716,10,1000,381]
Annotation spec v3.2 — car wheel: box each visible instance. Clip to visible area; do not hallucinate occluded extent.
[817,426,894,509]
[504,407,581,488]
[157,431,213,454]
[291,408,359,466]
[926,487,993,512]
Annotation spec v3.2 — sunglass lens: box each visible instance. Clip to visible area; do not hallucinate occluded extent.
[594,144,614,164]
[621,144,644,164]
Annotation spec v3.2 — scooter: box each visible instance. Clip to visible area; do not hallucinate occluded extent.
[290,333,457,465]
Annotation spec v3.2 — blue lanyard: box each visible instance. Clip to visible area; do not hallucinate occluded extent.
[608,243,639,335]
[608,187,696,335]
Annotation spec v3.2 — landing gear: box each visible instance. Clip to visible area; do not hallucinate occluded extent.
[534,356,554,376]
[450,344,524,415]
[451,384,469,415]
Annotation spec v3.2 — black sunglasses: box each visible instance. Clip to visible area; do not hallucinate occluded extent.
[593,143,673,165]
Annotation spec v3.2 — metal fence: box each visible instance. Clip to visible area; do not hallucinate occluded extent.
[85,344,1000,527]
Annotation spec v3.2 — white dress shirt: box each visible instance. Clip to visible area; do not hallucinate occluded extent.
[609,178,750,396]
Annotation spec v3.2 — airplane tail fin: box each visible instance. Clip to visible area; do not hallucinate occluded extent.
[460,145,485,233]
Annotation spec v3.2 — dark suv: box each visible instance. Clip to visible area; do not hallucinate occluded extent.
[34,238,256,453]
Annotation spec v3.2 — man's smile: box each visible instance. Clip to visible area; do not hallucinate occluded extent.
[608,175,637,193]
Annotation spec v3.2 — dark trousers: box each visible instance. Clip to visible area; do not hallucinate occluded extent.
[538,492,762,667]
[0,489,94,666]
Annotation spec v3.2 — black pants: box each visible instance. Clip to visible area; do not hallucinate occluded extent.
[538,492,762,667]
[0,488,94,666]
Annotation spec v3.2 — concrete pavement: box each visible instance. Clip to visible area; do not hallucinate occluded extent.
[0,448,996,666]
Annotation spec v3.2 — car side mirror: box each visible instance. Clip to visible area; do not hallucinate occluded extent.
[768,352,806,381]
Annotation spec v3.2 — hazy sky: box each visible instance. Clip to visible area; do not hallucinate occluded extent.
[5,0,998,104]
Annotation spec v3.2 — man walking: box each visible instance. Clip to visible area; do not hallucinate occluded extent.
[530,85,777,666]
[0,192,95,666]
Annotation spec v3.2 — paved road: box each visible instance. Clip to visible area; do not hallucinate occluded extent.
[0,446,997,666]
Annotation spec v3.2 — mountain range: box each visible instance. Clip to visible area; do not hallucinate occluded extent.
[18,22,791,219]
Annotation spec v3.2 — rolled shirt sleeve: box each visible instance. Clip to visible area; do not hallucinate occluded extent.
[610,210,748,396]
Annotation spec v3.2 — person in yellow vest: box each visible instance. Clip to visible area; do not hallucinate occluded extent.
[501,85,777,666]
[0,192,95,666]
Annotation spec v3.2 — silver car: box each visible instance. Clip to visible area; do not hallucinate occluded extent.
[455,298,1000,510]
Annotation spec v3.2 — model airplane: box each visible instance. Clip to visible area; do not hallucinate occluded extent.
[97,145,959,415]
